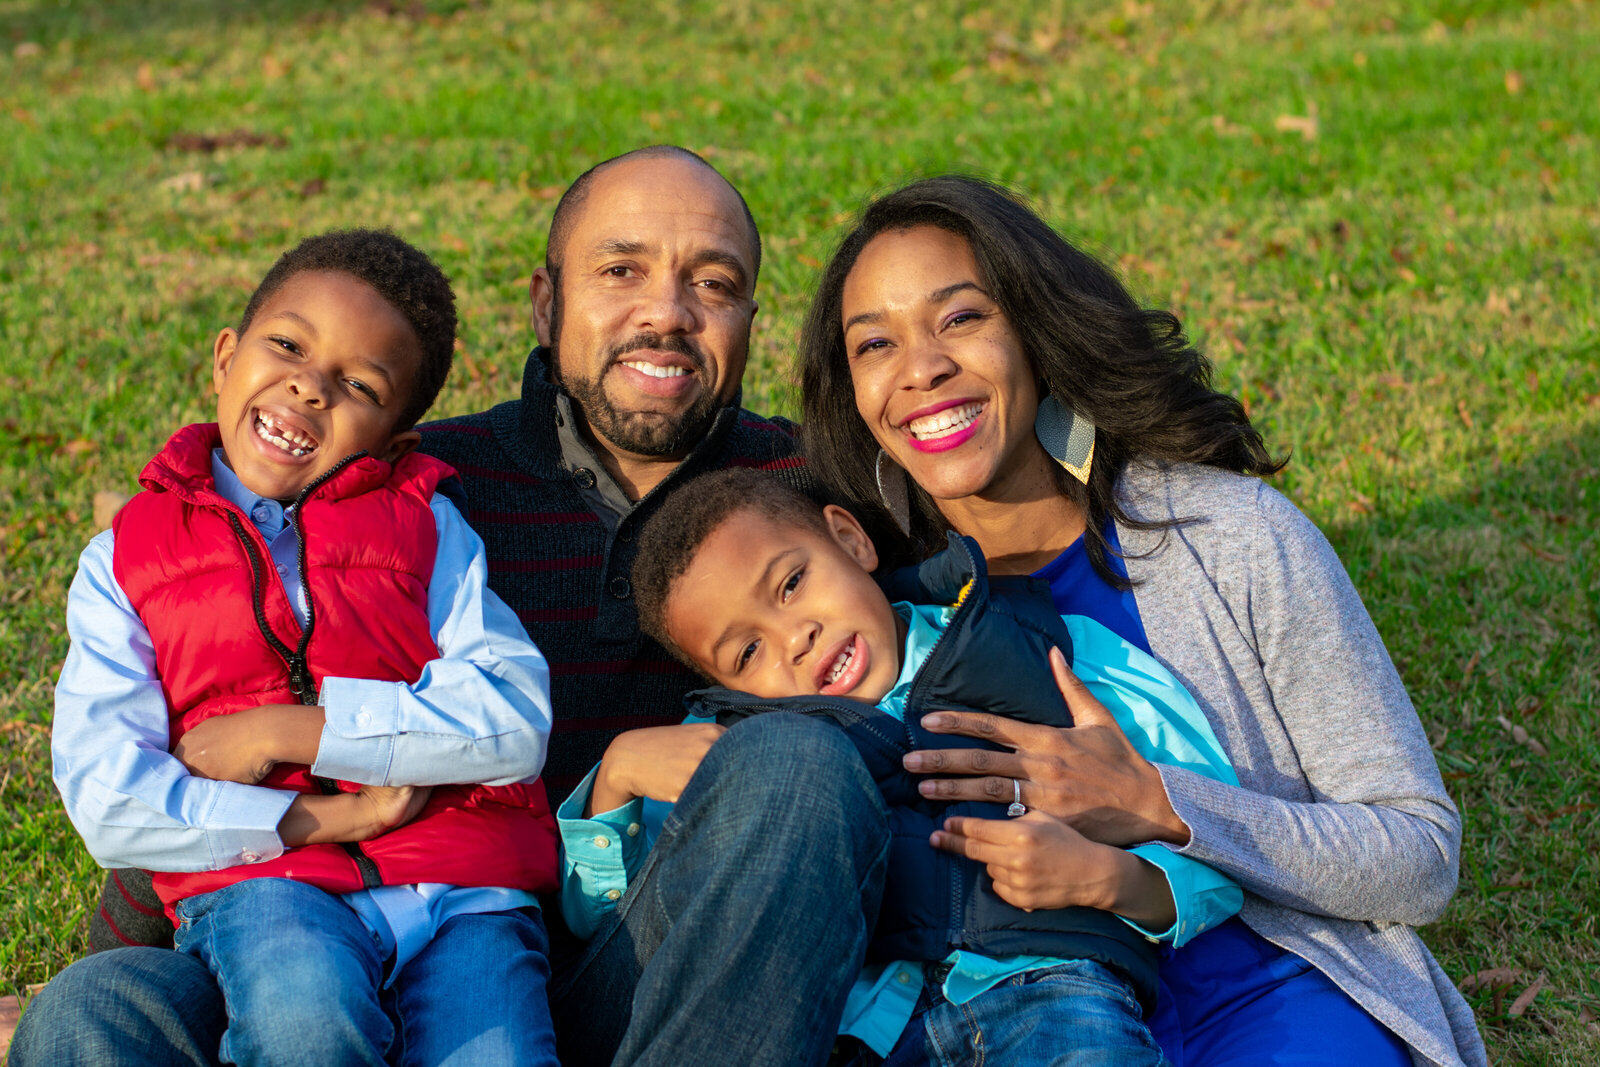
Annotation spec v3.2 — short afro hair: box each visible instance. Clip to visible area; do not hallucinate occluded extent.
[633,468,832,668]
[238,229,457,431]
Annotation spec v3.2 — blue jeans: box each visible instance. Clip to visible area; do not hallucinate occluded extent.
[841,960,1165,1067]
[168,877,556,1067]
[549,712,892,1067]
[15,715,890,1067]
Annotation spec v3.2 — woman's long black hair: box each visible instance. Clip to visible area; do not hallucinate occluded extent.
[799,175,1284,582]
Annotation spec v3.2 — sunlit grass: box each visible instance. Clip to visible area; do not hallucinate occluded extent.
[2,0,1596,1060]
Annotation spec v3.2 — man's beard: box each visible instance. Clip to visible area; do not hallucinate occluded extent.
[553,331,724,458]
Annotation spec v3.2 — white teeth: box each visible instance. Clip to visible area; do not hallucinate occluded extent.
[827,645,855,685]
[907,403,983,440]
[621,361,689,379]
[254,413,318,457]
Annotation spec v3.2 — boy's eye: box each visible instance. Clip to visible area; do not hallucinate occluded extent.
[345,378,380,403]
[736,640,759,671]
[271,336,301,355]
[781,569,802,601]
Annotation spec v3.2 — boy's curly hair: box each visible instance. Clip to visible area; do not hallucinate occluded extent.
[633,468,831,669]
[239,229,457,430]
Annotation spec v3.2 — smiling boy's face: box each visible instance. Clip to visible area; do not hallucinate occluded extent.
[662,505,905,703]
[212,270,423,502]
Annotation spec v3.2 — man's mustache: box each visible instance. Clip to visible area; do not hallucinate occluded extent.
[607,333,706,371]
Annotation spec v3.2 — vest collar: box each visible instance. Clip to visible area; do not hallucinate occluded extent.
[140,423,397,506]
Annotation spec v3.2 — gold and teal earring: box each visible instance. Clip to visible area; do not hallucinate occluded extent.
[875,449,912,536]
[1034,395,1096,485]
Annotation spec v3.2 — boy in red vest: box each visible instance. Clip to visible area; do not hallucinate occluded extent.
[53,230,560,1066]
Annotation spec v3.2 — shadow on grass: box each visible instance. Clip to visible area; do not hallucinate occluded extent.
[1325,418,1600,1053]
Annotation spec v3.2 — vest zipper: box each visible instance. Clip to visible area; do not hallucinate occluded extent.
[226,451,383,888]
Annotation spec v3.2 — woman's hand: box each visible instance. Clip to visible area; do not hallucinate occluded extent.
[932,811,1176,929]
[588,722,728,815]
[905,648,1189,847]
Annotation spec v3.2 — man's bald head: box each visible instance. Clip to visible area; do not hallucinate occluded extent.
[546,145,762,284]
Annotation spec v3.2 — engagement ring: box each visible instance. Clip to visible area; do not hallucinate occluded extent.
[1007,778,1027,817]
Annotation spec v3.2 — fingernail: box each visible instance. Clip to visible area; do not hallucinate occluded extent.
[902,753,924,770]
[920,714,944,729]
[918,781,937,796]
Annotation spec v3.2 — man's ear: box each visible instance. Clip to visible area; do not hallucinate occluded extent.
[379,430,421,464]
[212,328,239,396]
[822,504,879,572]
[531,267,555,347]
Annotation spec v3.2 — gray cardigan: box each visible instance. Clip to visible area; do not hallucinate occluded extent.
[1116,462,1484,1067]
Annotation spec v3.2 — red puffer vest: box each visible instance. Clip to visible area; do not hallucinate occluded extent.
[112,424,558,921]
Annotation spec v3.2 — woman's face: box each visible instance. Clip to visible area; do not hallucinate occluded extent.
[841,225,1048,505]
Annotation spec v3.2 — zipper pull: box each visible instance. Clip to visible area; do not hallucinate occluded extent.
[288,657,316,705]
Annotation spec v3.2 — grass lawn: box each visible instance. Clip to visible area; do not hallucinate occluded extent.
[2,0,1596,1061]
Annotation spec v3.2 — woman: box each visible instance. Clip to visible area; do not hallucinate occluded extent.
[800,176,1484,1067]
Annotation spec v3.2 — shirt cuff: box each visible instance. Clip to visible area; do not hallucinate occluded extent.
[1123,842,1242,947]
[557,767,648,907]
[313,677,401,784]
[205,780,297,868]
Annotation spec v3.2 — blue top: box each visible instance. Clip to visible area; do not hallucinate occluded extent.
[53,450,554,981]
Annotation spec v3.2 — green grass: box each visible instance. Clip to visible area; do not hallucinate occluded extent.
[3,0,1597,1060]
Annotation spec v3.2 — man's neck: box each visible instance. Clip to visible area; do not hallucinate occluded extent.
[583,426,684,502]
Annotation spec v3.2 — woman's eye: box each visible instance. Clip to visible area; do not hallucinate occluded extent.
[946,310,983,328]
[852,338,889,357]
[736,641,759,670]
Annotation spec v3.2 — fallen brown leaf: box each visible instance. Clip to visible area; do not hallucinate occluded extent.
[1508,977,1547,1017]
[93,491,130,529]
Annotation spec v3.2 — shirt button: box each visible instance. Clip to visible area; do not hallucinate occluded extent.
[252,504,273,523]
[896,970,912,984]
[609,577,631,599]
[626,822,641,837]
[593,836,611,849]
[573,467,596,489]
[241,850,260,863]
[605,889,622,902]
[276,564,288,575]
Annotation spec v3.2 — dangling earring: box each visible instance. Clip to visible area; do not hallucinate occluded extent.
[1034,394,1095,485]
[875,449,912,536]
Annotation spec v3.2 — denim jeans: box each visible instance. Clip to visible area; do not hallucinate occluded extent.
[14,713,888,1067]
[841,960,1166,1067]
[174,877,555,1067]
[550,711,892,1067]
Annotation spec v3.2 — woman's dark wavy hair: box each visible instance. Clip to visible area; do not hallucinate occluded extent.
[800,175,1284,583]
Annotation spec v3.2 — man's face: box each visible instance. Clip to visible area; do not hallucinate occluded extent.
[534,156,759,459]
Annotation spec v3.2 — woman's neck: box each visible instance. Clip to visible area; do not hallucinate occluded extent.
[937,472,1087,576]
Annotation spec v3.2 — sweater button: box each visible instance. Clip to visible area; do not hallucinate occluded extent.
[573,467,597,489]
[609,577,631,599]
[617,523,634,543]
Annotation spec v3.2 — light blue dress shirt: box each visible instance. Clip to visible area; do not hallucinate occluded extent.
[559,600,1241,1055]
[53,450,555,981]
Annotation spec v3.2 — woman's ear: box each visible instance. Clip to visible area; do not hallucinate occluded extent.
[822,504,880,572]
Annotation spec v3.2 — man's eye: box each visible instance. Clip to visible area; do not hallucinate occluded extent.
[736,641,758,670]
[604,265,633,278]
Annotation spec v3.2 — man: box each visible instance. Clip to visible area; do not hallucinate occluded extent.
[15,146,889,1067]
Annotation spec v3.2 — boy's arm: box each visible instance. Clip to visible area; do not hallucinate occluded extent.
[52,532,295,871]
[309,495,554,788]
[1064,615,1244,946]
[558,765,657,939]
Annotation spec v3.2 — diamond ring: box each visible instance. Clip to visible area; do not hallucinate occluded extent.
[1007,778,1027,818]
